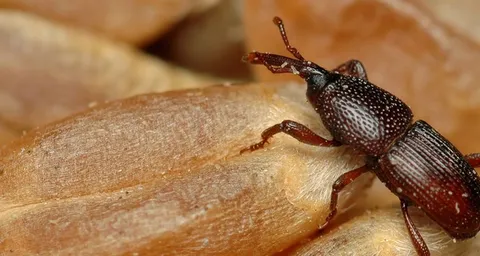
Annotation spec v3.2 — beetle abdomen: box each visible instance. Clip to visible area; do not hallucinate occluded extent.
[314,75,413,156]
[377,120,480,239]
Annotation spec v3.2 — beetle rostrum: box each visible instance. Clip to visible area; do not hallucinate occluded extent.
[240,16,480,256]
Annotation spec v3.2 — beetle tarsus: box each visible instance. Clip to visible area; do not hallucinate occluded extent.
[240,140,269,154]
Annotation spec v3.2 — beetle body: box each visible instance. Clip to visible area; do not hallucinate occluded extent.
[240,16,480,256]
[307,66,480,239]
[306,63,480,240]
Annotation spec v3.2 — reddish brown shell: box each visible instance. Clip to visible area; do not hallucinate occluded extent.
[377,120,480,239]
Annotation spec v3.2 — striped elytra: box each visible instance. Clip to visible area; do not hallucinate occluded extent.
[240,16,480,256]
[377,120,480,239]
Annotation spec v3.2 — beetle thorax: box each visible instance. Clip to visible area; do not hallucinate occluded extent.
[309,75,413,156]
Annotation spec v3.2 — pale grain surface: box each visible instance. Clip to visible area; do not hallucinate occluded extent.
[0,82,371,255]
[293,208,471,256]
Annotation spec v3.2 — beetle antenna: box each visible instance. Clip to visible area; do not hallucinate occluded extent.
[241,16,328,79]
[273,16,305,61]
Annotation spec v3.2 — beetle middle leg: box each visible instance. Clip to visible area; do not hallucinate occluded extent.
[318,166,369,231]
[400,199,430,256]
[240,120,341,154]
[332,59,368,81]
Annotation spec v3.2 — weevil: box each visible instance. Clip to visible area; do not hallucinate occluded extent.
[240,16,480,256]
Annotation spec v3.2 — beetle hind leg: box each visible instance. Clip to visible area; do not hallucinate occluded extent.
[400,199,431,256]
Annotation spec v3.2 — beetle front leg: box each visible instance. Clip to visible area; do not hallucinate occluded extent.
[465,153,480,168]
[240,120,341,154]
[318,166,369,231]
[332,59,368,81]
[401,199,431,256]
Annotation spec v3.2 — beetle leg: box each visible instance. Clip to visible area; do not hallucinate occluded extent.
[240,120,341,154]
[400,199,431,256]
[464,153,480,167]
[332,59,368,81]
[318,166,369,231]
